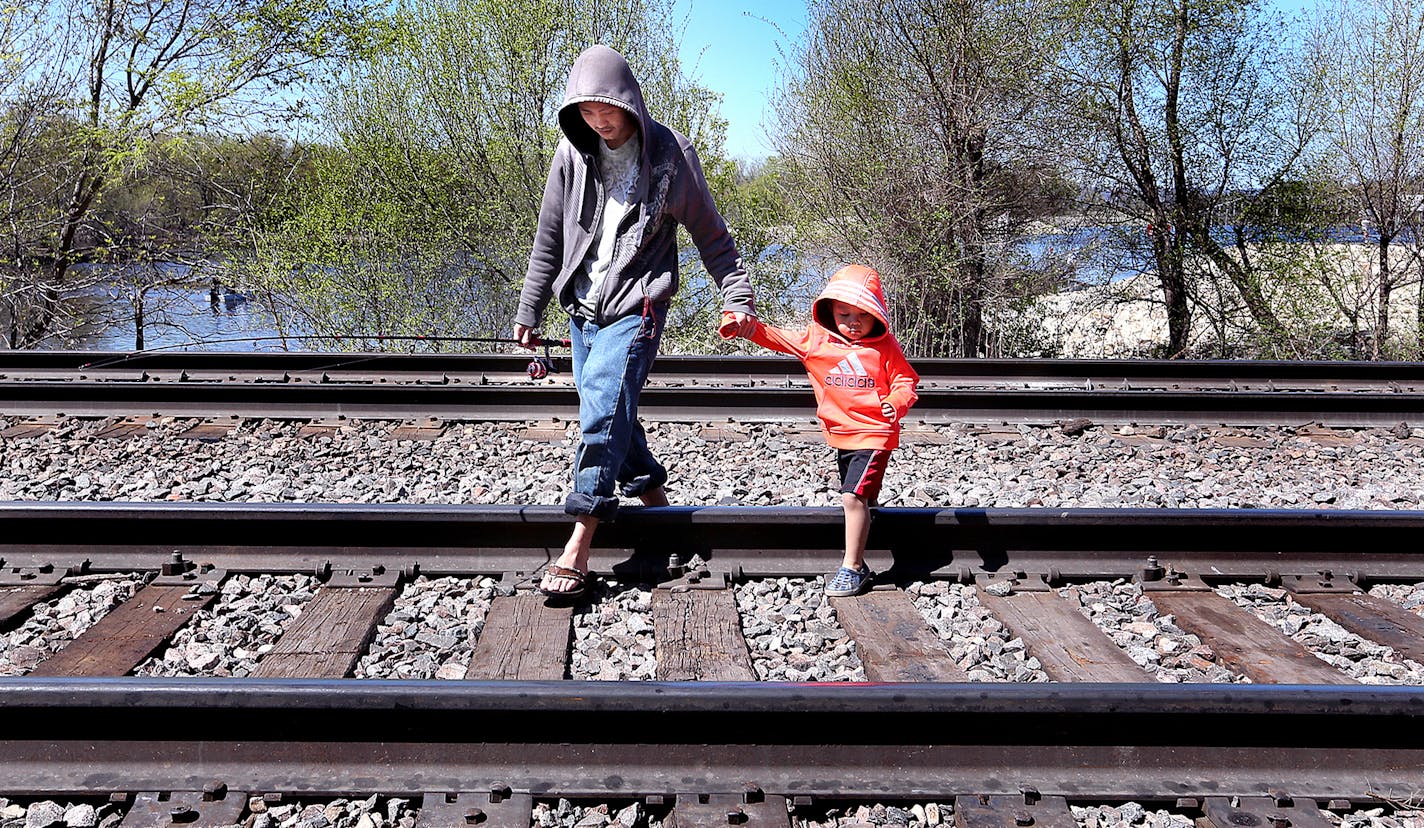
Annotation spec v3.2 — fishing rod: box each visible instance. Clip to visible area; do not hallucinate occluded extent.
[76,334,573,380]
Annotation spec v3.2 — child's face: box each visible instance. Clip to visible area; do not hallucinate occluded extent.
[578,102,637,149]
[831,300,874,340]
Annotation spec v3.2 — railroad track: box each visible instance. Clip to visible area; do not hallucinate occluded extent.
[3,502,1424,811]
[4,355,1424,820]
[1,352,1424,425]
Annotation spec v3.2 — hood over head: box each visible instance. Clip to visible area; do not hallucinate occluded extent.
[559,45,652,156]
[813,264,890,340]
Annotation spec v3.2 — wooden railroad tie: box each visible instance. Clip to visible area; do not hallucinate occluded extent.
[466,593,573,680]
[518,419,572,442]
[970,426,1023,443]
[653,588,757,681]
[781,423,824,443]
[1212,434,1274,448]
[1148,582,1360,685]
[1282,573,1424,666]
[976,579,1151,683]
[386,417,447,441]
[1295,425,1361,446]
[29,565,225,677]
[830,590,967,682]
[298,417,353,437]
[0,417,62,439]
[899,424,951,444]
[176,417,240,441]
[0,566,67,631]
[696,423,750,442]
[251,569,398,679]
[94,415,164,440]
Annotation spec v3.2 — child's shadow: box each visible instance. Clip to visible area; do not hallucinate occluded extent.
[878,508,1008,584]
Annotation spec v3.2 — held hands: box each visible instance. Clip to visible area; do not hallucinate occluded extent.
[718,310,756,339]
[881,401,897,422]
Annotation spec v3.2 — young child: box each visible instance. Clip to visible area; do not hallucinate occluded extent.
[722,264,918,596]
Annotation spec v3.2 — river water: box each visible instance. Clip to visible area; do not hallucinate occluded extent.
[74,284,291,352]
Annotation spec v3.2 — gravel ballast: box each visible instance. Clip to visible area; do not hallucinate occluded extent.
[5,419,1424,685]
[2,420,1422,510]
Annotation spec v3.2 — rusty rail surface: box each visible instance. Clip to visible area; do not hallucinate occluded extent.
[1,352,1423,424]
[3,502,1424,581]
[1,678,1422,800]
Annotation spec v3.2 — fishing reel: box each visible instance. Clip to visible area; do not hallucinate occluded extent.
[526,335,570,380]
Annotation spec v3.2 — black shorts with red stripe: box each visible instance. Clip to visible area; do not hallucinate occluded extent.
[836,448,892,501]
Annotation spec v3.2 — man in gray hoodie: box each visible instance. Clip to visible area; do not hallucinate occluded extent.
[513,44,756,599]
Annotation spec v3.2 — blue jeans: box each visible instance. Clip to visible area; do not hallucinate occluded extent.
[564,308,667,520]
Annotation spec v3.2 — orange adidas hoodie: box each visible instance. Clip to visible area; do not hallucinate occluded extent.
[730,265,919,450]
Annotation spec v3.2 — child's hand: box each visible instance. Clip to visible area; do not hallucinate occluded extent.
[719,310,754,339]
[718,311,738,339]
[881,401,896,421]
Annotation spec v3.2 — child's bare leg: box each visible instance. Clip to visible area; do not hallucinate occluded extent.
[541,515,598,592]
[842,492,871,570]
[639,486,669,507]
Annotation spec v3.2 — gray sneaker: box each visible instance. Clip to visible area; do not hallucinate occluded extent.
[825,564,874,597]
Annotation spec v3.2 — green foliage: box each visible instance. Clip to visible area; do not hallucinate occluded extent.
[1309,0,1424,358]
[1238,178,1346,244]
[240,0,742,349]
[1183,239,1374,360]
[0,0,384,347]
[663,157,805,353]
[246,139,503,345]
[8,0,1412,361]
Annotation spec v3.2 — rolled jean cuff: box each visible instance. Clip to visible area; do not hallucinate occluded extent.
[564,492,619,521]
[618,469,667,498]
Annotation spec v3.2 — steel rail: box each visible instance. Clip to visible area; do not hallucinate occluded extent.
[0,678,1421,799]
[3,350,1424,387]
[2,352,1424,424]
[3,376,1424,425]
[3,502,1424,583]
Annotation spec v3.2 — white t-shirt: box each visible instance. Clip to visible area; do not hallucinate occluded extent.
[573,133,641,317]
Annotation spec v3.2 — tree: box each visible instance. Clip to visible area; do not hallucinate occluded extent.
[81,132,307,349]
[663,156,805,353]
[1059,0,1322,357]
[244,0,744,350]
[770,0,1071,358]
[1311,0,1424,359]
[0,0,377,348]
[0,3,79,348]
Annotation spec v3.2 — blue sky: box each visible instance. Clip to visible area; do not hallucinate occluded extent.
[672,0,806,162]
[674,0,1314,163]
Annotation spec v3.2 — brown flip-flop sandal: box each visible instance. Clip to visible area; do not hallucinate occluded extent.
[538,564,589,601]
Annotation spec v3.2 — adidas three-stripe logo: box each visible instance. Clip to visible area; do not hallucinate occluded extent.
[828,353,868,377]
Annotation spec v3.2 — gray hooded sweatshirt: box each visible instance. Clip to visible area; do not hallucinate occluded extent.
[515,45,756,328]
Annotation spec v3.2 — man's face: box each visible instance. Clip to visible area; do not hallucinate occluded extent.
[578,102,636,149]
